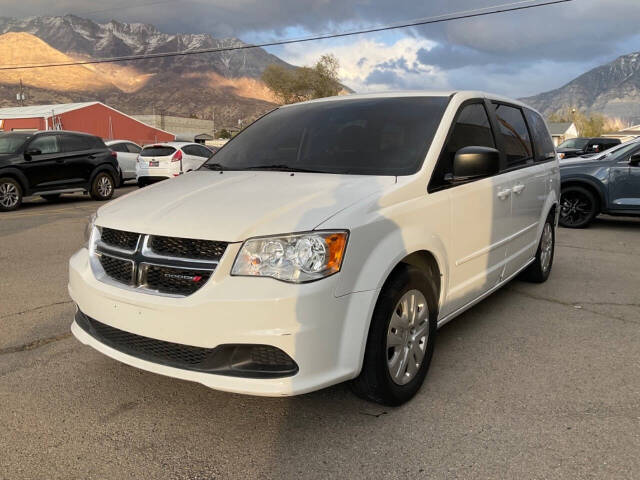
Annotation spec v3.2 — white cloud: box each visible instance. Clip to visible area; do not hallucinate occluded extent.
[277,37,450,93]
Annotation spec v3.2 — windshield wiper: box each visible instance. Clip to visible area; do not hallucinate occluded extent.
[243,164,325,173]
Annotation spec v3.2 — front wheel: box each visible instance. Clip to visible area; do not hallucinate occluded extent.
[351,265,438,406]
[0,177,23,211]
[560,186,597,228]
[90,171,115,201]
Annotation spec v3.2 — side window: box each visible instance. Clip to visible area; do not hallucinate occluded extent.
[182,145,196,156]
[195,145,212,157]
[430,103,495,190]
[492,103,533,167]
[126,143,141,154]
[28,135,61,154]
[61,134,92,152]
[110,143,127,153]
[524,109,555,162]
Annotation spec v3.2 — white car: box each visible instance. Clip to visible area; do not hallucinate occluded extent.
[135,142,212,186]
[105,140,142,185]
[69,91,560,405]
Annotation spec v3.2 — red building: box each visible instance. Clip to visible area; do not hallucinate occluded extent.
[0,102,175,145]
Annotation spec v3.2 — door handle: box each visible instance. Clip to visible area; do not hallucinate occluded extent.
[512,184,526,195]
[497,188,512,200]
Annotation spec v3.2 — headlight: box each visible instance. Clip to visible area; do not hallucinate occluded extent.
[84,213,98,250]
[231,231,349,283]
[557,152,565,159]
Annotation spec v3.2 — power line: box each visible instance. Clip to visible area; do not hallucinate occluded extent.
[0,0,572,71]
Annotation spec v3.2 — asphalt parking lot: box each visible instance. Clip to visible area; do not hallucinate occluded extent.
[1,187,639,480]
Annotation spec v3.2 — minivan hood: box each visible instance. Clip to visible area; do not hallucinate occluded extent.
[96,171,395,242]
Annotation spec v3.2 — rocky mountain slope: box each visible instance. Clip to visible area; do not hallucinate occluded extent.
[0,15,290,126]
[522,52,640,124]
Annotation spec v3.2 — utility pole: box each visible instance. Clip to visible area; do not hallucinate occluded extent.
[212,110,215,138]
[16,79,26,106]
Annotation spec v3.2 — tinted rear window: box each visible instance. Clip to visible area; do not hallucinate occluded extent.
[524,109,555,162]
[492,103,533,167]
[204,97,450,175]
[61,134,93,152]
[141,146,176,157]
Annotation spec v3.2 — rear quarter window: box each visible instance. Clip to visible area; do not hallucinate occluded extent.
[140,146,176,157]
[524,109,555,162]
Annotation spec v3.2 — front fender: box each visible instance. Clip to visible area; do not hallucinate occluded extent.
[0,167,30,194]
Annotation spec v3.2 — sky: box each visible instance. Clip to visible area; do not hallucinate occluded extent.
[1,0,640,98]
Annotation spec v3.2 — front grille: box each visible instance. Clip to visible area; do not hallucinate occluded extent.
[149,235,227,261]
[98,255,133,284]
[75,311,298,378]
[92,228,227,297]
[144,265,213,296]
[101,228,140,250]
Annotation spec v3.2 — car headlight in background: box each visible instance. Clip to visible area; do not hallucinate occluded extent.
[232,231,349,283]
[557,152,565,159]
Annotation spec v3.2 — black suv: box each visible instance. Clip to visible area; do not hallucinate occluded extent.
[0,131,118,211]
[557,137,621,159]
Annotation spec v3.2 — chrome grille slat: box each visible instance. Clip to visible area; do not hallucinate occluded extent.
[91,229,227,297]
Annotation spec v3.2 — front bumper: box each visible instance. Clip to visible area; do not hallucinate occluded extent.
[69,247,379,396]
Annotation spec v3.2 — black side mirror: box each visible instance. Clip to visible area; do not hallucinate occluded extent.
[450,146,500,181]
[630,152,640,166]
[25,148,42,157]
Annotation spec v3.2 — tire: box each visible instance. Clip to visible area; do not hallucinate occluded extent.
[41,194,61,202]
[522,215,555,283]
[351,265,438,406]
[559,185,598,228]
[0,177,23,212]
[89,171,115,201]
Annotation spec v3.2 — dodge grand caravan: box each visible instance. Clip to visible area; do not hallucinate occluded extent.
[69,92,560,405]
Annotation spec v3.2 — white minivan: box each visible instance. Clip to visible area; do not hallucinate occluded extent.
[69,91,559,405]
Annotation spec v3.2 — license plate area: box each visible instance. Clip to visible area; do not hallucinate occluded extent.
[149,160,159,167]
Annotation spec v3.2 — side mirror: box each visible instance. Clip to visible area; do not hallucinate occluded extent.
[630,152,640,166]
[25,148,42,157]
[450,146,500,181]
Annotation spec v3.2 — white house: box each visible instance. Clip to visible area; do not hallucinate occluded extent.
[548,122,579,146]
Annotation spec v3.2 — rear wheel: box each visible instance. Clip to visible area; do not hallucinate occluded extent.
[41,194,61,202]
[0,177,22,212]
[522,215,555,283]
[90,172,115,201]
[351,265,438,406]
[560,185,598,228]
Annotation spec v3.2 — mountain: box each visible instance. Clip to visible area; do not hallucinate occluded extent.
[522,52,640,124]
[0,15,292,126]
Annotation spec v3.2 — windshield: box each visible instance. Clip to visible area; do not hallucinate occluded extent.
[558,138,589,149]
[0,133,31,154]
[203,96,450,175]
[605,141,640,162]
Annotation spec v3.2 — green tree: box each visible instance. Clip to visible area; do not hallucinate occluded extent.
[548,109,607,137]
[218,128,231,139]
[262,54,342,104]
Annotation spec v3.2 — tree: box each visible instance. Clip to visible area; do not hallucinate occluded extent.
[548,109,607,137]
[218,128,231,139]
[262,54,342,104]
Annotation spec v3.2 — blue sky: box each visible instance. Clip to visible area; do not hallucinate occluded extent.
[1,0,639,98]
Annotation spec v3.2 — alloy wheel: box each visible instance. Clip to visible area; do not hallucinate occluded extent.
[0,181,19,209]
[97,175,113,198]
[540,222,553,272]
[560,191,593,226]
[386,289,429,385]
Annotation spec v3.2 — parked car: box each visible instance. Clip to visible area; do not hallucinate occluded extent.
[136,142,212,187]
[105,140,142,185]
[0,130,118,211]
[69,91,559,405]
[559,138,640,228]
[557,137,620,159]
